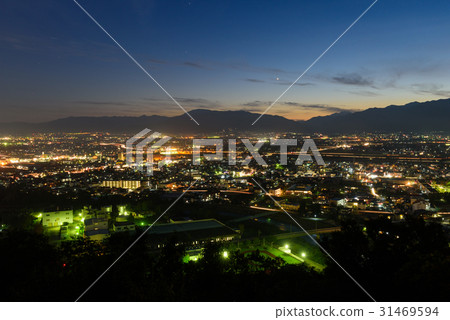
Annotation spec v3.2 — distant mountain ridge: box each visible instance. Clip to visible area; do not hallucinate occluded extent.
[302,99,450,133]
[1,98,449,134]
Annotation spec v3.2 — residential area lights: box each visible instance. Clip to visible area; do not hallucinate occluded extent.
[1,130,449,303]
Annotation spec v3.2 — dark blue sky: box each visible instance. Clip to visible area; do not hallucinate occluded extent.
[1,0,450,122]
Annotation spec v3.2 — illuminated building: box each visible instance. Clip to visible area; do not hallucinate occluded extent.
[146,219,238,249]
[101,180,141,190]
[113,221,136,233]
[42,210,73,227]
[84,217,109,241]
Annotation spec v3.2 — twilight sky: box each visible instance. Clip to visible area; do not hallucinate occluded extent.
[1,0,450,122]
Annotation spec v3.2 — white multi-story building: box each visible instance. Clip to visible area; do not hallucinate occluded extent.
[42,210,73,227]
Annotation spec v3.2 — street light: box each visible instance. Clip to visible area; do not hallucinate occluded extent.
[223,251,228,258]
[301,252,306,258]
[284,244,289,249]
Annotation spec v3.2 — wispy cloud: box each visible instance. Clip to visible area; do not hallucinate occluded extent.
[380,58,450,88]
[282,102,358,113]
[175,97,219,106]
[391,59,444,79]
[182,61,209,69]
[74,100,139,107]
[141,96,222,109]
[73,97,223,116]
[242,100,266,107]
[243,78,315,87]
[245,78,266,83]
[347,90,380,97]
[148,57,292,76]
[274,80,315,87]
[331,73,373,86]
[411,83,450,98]
[240,100,357,113]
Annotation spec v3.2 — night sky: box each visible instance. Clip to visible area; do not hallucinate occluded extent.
[1,0,450,122]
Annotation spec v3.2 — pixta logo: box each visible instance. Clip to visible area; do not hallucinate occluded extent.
[192,138,325,166]
[125,128,172,175]
[126,129,325,175]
